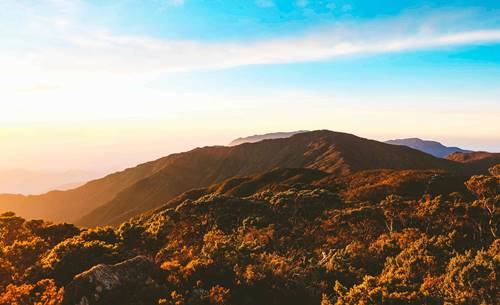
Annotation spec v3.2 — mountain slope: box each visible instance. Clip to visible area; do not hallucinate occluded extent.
[150,167,468,217]
[77,130,466,227]
[2,169,497,305]
[229,130,308,146]
[0,156,181,222]
[385,138,471,158]
[445,151,500,173]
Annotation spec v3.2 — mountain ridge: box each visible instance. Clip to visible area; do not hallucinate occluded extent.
[0,130,490,227]
[76,130,470,227]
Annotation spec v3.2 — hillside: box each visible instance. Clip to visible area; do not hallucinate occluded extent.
[385,138,471,158]
[151,168,468,215]
[0,165,497,305]
[446,151,500,173]
[228,130,308,146]
[77,130,467,227]
[446,151,500,162]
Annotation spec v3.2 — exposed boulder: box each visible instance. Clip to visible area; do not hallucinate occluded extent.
[62,256,165,305]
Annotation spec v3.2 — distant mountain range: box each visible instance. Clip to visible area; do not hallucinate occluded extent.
[0,169,96,195]
[384,138,472,158]
[0,130,497,227]
[229,130,308,146]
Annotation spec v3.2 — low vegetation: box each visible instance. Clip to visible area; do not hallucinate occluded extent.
[0,166,498,305]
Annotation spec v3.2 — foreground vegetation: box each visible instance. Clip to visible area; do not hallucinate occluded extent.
[0,166,498,305]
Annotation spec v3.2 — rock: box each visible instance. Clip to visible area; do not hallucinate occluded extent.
[62,256,165,305]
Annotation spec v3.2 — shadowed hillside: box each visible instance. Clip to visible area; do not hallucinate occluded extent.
[150,168,469,217]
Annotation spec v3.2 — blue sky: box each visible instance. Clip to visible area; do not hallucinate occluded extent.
[0,0,499,172]
[82,1,500,40]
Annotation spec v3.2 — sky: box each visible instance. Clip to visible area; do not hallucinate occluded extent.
[0,0,499,180]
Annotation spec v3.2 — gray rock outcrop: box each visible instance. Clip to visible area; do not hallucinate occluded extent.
[62,256,165,305]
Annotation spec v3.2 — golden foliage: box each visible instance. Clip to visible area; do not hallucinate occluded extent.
[0,279,63,305]
[0,169,498,305]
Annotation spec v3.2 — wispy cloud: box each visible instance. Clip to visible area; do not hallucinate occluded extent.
[37,16,500,72]
[1,8,500,91]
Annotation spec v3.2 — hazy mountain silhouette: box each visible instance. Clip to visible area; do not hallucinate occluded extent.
[0,158,178,222]
[0,169,96,195]
[229,130,308,146]
[0,130,487,227]
[385,138,472,158]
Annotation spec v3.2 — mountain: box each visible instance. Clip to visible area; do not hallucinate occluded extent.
[76,130,468,227]
[229,130,308,146]
[0,130,482,227]
[0,133,497,305]
[385,138,472,158]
